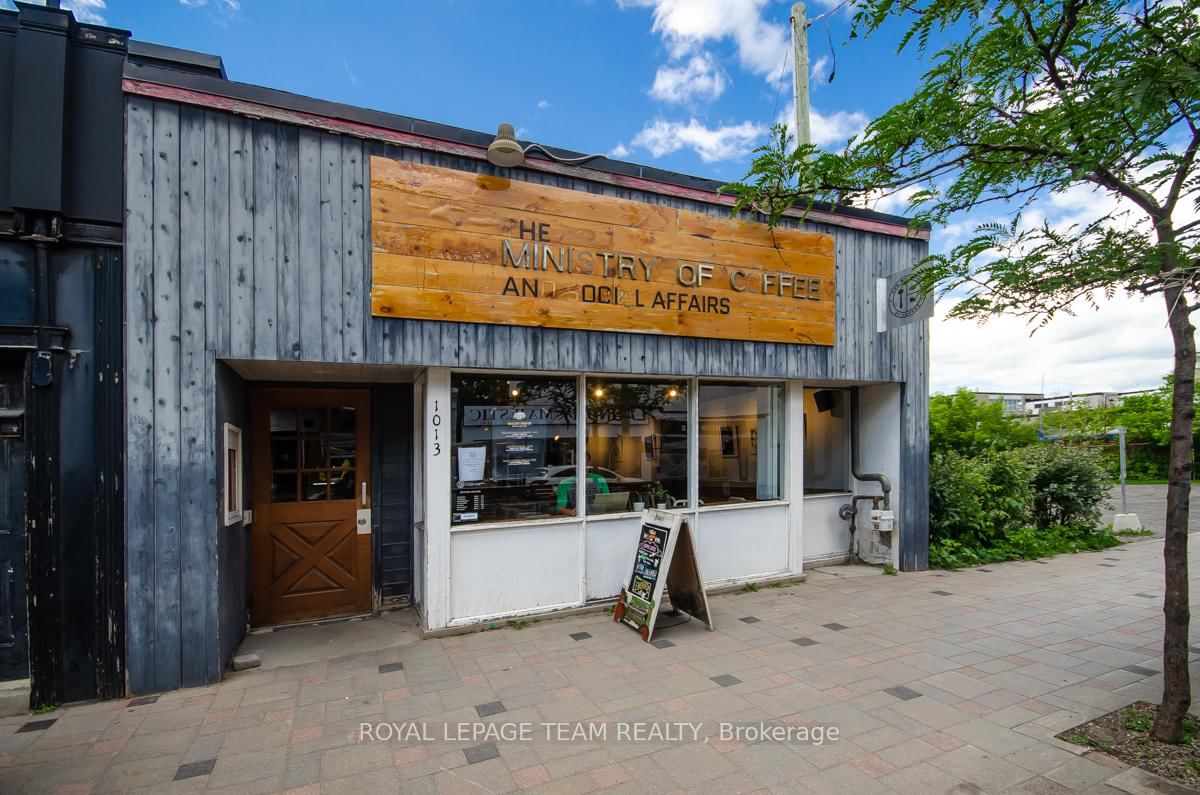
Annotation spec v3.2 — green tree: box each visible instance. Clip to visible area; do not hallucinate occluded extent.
[723,0,1198,741]
[1116,389,1172,448]
[929,388,1037,456]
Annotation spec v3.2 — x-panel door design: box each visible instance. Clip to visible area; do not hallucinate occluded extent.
[250,388,371,626]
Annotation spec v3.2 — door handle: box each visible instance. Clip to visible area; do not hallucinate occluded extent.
[362,480,368,507]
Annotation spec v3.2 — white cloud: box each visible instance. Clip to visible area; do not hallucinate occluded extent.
[649,52,728,104]
[61,0,106,24]
[609,143,631,159]
[810,108,869,147]
[341,59,359,86]
[777,100,869,149]
[810,55,832,85]
[179,0,240,10]
[868,185,921,216]
[629,118,767,163]
[619,0,790,83]
[929,158,1200,395]
[537,99,550,110]
[931,292,1180,395]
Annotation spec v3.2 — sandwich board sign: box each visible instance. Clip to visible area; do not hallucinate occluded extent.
[614,509,714,641]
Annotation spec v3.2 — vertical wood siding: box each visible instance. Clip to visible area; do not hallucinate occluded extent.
[125,98,930,691]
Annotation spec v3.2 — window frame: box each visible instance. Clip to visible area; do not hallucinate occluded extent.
[445,370,791,533]
[447,371,581,528]
[801,386,853,496]
[223,422,244,526]
[580,376,691,518]
[695,378,787,508]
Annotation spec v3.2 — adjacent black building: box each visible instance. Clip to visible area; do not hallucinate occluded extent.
[0,3,127,705]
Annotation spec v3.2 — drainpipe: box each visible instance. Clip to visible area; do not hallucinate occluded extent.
[838,387,892,561]
[850,387,891,508]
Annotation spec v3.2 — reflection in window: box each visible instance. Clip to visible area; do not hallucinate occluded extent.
[585,380,688,514]
[450,375,577,525]
[803,388,850,494]
[698,383,782,505]
[269,406,357,503]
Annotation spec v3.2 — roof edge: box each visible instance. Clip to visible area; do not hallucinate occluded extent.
[122,61,930,241]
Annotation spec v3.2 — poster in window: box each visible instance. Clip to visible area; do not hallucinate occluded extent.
[457,445,486,484]
[223,423,243,526]
[720,426,737,457]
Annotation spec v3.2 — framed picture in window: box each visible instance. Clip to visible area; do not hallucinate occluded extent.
[720,426,737,457]
[223,423,243,526]
[643,435,656,459]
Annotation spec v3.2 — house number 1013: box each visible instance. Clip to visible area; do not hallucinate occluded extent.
[431,399,443,456]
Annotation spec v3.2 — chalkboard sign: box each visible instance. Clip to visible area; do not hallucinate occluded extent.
[615,509,714,641]
[629,522,669,601]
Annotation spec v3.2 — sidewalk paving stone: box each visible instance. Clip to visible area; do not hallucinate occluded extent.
[0,538,1195,793]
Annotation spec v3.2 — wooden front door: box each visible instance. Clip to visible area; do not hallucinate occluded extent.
[250,388,372,626]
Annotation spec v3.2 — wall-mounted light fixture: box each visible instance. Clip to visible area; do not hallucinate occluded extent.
[486,123,605,169]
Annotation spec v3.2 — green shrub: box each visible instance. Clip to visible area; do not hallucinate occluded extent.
[928,444,1114,570]
[929,451,1033,545]
[985,452,1034,536]
[929,451,990,544]
[929,525,1119,569]
[1011,445,1109,530]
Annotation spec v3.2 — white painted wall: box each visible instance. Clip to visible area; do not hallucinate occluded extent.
[855,383,902,567]
[449,523,582,623]
[422,368,452,629]
[585,515,643,601]
[694,503,790,584]
[802,493,852,565]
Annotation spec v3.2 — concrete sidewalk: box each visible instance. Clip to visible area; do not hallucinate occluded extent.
[0,540,1196,794]
[1102,483,1200,537]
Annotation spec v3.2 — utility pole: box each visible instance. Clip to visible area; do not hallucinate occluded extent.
[790,2,811,147]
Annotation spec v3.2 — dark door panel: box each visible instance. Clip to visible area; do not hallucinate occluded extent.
[0,355,27,681]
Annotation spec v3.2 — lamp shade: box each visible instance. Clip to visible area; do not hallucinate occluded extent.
[486,123,525,168]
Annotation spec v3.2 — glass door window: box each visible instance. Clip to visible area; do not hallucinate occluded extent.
[269,406,358,503]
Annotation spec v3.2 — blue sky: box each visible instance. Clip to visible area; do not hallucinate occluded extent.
[68,0,919,182]
[28,0,1183,397]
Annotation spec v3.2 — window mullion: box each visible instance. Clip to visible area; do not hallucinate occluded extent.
[688,377,699,509]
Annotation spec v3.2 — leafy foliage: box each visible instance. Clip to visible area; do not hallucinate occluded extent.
[1011,444,1110,529]
[722,1,1199,323]
[929,525,1120,569]
[930,388,1038,456]
[929,450,1034,544]
[1031,374,1200,480]
[929,444,1110,567]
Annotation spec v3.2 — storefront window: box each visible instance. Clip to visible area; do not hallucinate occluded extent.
[803,388,850,494]
[450,375,577,525]
[698,382,783,505]
[585,380,688,514]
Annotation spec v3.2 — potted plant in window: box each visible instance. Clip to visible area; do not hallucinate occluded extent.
[651,482,670,510]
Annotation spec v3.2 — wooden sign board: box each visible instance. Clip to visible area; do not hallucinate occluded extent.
[370,158,836,345]
[614,509,714,641]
